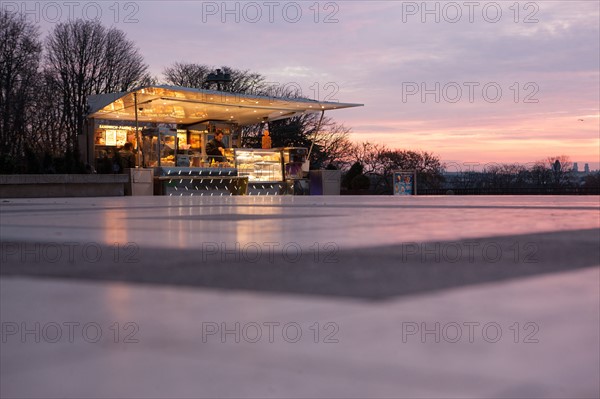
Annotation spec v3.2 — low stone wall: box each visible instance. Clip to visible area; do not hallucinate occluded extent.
[0,174,129,198]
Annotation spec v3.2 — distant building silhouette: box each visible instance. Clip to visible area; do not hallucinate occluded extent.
[584,163,590,173]
[553,159,561,172]
[573,162,579,172]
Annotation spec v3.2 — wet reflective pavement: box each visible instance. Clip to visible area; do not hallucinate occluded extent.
[1,196,599,398]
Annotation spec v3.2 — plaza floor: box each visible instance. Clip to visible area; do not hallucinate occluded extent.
[1,196,599,398]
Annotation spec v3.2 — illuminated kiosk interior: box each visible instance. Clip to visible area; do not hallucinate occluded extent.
[85,85,362,195]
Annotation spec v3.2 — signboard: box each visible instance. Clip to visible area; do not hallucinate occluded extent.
[104,130,126,146]
[393,170,417,195]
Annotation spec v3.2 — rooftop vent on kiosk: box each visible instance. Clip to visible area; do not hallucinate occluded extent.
[205,69,231,90]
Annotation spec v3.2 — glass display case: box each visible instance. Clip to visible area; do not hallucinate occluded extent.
[234,148,283,182]
[141,127,178,167]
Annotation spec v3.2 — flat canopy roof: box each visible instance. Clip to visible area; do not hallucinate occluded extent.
[87,85,363,126]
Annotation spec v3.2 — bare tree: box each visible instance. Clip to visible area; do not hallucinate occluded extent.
[29,70,68,156]
[218,66,267,94]
[163,62,211,88]
[344,142,445,193]
[98,28,150,93]
[163,62,268,94]
[583,172,600,192]
[373,149,445,192]
[544,155,573,171]
[543,155,574,186]
[310,118,354,168]
[45,19,149,154]
[483,163,528,189]
[0,10,42,164]
[346,141,387,174]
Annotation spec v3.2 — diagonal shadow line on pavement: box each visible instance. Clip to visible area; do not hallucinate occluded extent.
[1,228,598,301]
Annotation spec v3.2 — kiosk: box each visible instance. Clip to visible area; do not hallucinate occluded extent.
[84,85,362,195]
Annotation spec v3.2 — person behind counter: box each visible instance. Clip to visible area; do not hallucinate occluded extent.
[205,131,226,162]
[118,142,136,170]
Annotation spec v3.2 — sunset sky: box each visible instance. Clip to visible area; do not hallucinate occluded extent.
[10,0,600,169]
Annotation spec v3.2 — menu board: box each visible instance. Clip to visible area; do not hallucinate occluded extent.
[104,130,127,146]
[104,130,117,146]
[393,170,417,195]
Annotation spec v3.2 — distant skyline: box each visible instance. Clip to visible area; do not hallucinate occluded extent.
[7,0,600,168]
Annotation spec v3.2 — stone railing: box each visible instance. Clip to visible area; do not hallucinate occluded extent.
[0,174,129,198]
